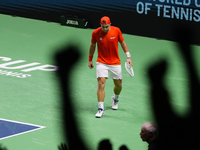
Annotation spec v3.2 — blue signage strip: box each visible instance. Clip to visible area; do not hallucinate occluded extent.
[0,0,199,44]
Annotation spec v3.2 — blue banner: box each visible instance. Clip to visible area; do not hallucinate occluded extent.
[0,0,200,44]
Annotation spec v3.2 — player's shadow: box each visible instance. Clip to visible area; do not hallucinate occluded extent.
[147,26,200,149]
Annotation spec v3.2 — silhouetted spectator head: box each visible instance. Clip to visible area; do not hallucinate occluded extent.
[119,144,129,150]
[98,139,112,150]
[140,122,157,144]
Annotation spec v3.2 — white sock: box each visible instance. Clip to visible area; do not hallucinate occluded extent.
[98,102,104,110]
[114,94,119,100]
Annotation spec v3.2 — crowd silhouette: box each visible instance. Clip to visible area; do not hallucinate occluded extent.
[147,26,200,150]
[0,26,199,150]
[55,25,200,150]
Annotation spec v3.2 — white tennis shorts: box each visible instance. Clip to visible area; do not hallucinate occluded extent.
[96,62,122,79]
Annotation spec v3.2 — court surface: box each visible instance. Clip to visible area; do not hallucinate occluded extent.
[0,13,200,150]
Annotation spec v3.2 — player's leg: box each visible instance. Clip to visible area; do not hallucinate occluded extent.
[95,62,108,118]
[97,77,106,103]
[109,64,122,110]
[96,77,106,118]
[113,79,122,96]
[111,79,122,110]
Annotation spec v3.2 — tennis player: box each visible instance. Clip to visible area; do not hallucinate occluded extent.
[88,16,133,118]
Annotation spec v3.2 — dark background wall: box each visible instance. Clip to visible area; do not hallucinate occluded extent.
[1,0,200,44]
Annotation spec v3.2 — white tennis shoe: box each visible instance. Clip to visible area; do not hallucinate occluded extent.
[95,108,105,118]
[111,95,119,110]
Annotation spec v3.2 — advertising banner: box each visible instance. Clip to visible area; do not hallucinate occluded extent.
[0,0,199,44]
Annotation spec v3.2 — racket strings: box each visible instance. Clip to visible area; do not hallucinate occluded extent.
[125,62,134,77]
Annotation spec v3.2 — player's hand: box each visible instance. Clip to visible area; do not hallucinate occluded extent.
[126,58,133,67]
[88,61,94,69]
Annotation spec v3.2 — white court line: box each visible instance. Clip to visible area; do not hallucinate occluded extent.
[0,118,46,140]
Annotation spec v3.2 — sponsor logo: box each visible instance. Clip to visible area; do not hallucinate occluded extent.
[0,56,58,78]
[110,37,116,39]
[100,37,102,41]
[84,21,88,27]
[66,20,79,25]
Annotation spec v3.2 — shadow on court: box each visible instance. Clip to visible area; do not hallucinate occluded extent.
[0,145,7,150]
[54,26,200,150]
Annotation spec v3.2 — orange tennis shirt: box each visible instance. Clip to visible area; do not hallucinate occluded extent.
[91,26,124,65]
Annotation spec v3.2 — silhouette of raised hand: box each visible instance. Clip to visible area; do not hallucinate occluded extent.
[55,45,88,150]
[58,143,68,150]
[0,144,7,150]
[148,27,200,150]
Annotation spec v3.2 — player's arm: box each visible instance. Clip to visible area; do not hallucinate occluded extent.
[120,41,133,66]
[88,43,96,69]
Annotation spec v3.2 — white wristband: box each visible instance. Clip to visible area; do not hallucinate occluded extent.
[125,52,131,58]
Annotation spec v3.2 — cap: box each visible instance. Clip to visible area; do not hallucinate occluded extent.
[100,16,111,24]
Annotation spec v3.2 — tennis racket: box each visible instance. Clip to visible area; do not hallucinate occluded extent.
[125,62,134,77]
